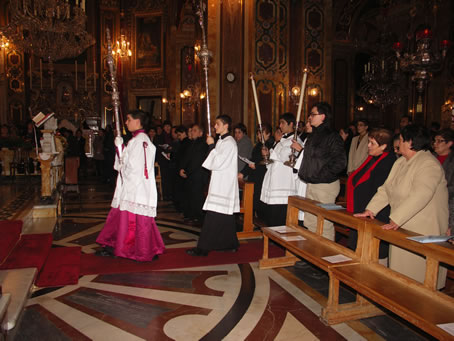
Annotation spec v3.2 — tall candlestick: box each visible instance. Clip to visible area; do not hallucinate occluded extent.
[39,59,42,89]
[75,60,78,90]
[249,73,262,126]
[84,61,87,91]
[295,68,308,124]
[29,56,32,89]
[93,59,96,90]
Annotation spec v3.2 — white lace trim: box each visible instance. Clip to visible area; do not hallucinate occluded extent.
[111,198,157,217]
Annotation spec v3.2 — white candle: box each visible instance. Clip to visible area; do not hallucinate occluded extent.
[81,0,85,12]
[295,69,308,124]
[39,59,42,89]
[364,64,367,73]
[29,56,32,89]
[249,74,262,126]
[75,60,78,90]
[84,61,87,91]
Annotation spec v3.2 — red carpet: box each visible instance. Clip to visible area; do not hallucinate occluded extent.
[0,234,53,270]
[0,220,23,263]
[80,240,285,275]
[36,247,81,288]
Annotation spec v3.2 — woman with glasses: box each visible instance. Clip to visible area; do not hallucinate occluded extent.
[433,129,454,238]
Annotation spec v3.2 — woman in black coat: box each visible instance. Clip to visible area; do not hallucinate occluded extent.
[346,128,396,262]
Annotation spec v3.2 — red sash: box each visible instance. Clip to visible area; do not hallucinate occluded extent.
[346,152,388,213]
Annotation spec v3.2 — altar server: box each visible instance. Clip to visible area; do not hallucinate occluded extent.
[96,110,165,261]
[261,112,301,226]
[187,115,240,256]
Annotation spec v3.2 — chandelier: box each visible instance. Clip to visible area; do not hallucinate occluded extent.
[393,28,449,94]
[358,29,404,110]
[0,0,95,62]
[112,35,132,58]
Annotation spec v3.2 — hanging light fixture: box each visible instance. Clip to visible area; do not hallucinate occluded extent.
[0,0,94,62]
[112,34,132,58]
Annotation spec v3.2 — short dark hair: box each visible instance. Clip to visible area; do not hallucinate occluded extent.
[234,123,247,134]
[216,114,232,131]
[401,115,412,122]
[431,121,441,131]
[357,118,369,127]
[162,120,172,127]
[436,128,454,150]
[280,112,296,126]
[312,102,332,125]
[369,128,393,152]
[175,125,188,134]
[400,125,431,151]
[191,123,205,135]
[128,110,149,129]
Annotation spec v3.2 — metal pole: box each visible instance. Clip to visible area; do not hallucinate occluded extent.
[106,28,122,156]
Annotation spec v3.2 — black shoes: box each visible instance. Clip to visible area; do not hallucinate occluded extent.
[219,248,238,253]
[186,247,209,256]
[95,247,114,257]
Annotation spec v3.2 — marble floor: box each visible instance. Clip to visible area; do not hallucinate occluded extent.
[2,177,444,340]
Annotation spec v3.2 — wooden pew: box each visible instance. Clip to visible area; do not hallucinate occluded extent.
[324,220,454,340]
[259,195,454,340]
[259,196,385,319]
[237,181,262,240]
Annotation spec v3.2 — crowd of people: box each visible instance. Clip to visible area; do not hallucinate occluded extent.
[92,103,453,289]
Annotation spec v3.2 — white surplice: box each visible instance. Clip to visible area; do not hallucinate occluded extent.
[202,135,240,215]
[261,134,301,205]
[111,132,158,217]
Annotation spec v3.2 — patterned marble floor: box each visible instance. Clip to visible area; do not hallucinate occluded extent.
[5,178,440,340]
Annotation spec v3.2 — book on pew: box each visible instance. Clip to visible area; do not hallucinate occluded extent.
[322,254,352,263]
[406,235,454,243]
[316,203,344,210]
[437,323,454,336]
[268,226,296,234]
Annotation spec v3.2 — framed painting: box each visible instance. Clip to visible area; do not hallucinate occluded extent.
[134,12,164,72]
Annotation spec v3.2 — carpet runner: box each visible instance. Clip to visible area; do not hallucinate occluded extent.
[0,220,23,264]
[0,234,53,270]
[0,221,82,288]
[35,247,81,287]
[80,240,285,275]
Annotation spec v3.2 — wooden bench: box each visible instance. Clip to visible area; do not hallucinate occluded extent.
[0,268,37,338]
[259,195,454,340]
[324,220,454,340]
[237,181,261,240]
[259,196,385,319]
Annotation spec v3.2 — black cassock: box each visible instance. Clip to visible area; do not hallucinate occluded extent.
[181,137,209,220]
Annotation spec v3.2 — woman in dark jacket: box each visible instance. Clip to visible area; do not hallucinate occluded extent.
[346,128,396,262]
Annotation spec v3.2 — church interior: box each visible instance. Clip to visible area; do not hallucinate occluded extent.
[0,0,453,340]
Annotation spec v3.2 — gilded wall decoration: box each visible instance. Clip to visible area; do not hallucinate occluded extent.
[335,0,363,41]
[100,0,120,8]
[304,3,323,76]
[253,0,289,129]
[130,73,165,89]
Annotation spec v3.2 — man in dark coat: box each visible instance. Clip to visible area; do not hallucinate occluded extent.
[298,102,347,241]
[180,124,208,223]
